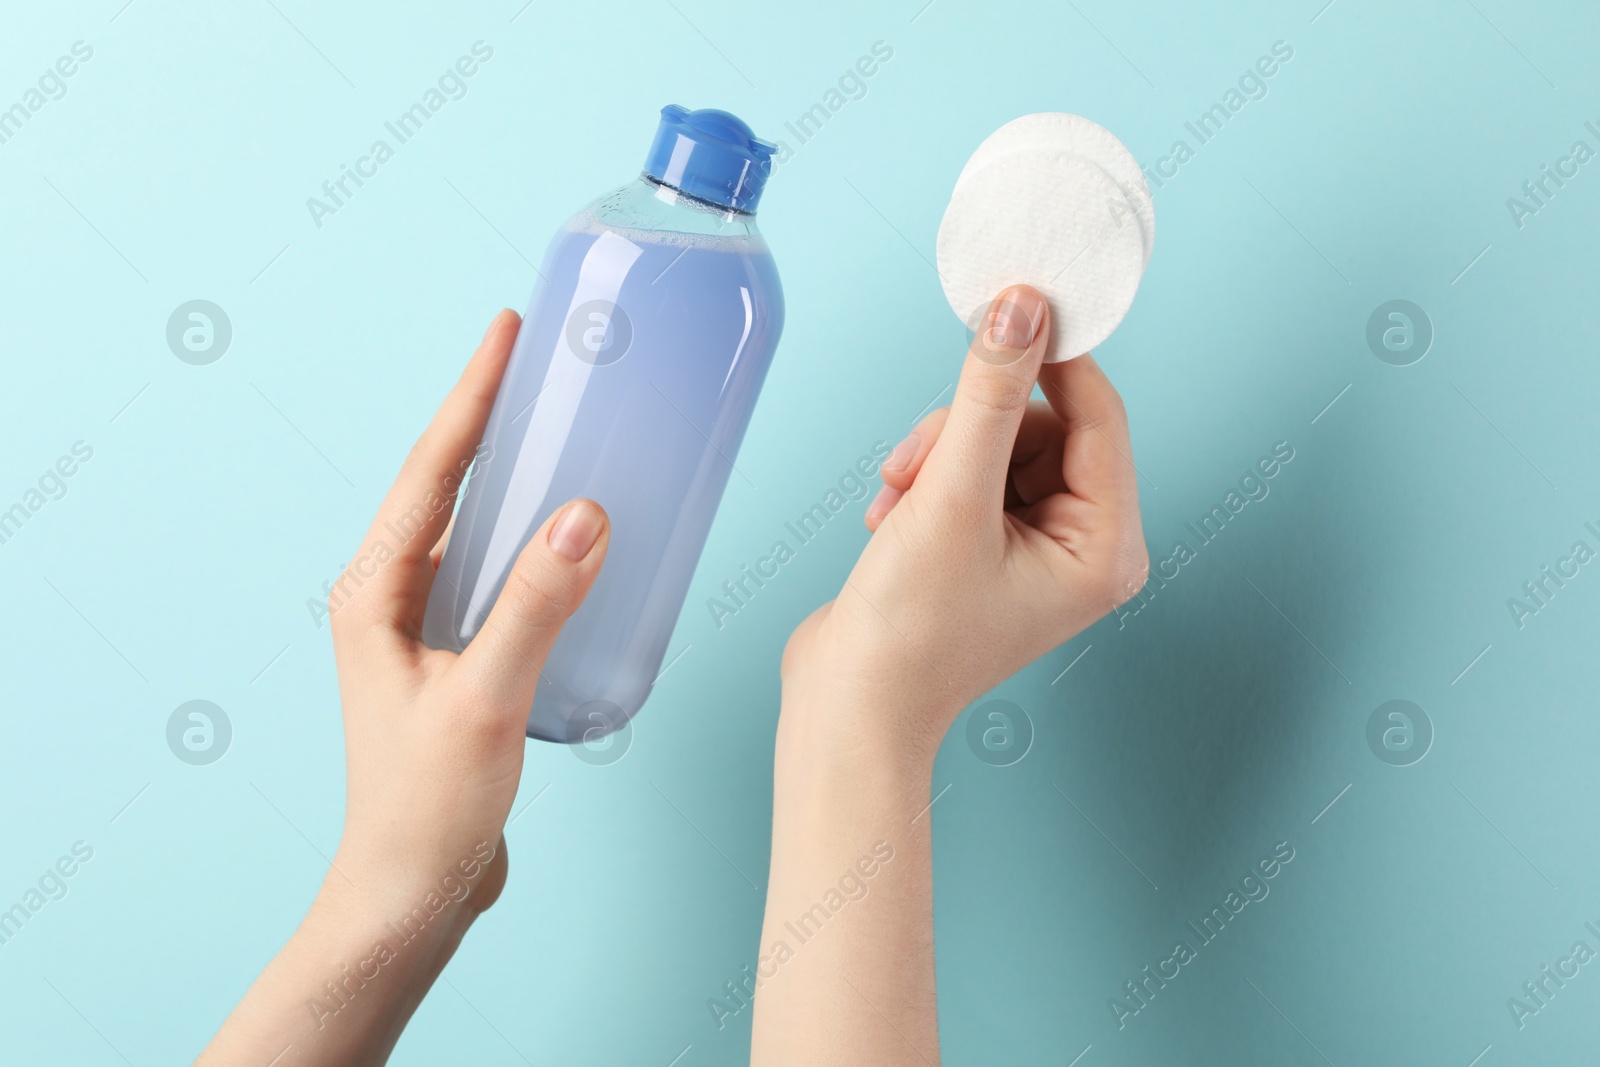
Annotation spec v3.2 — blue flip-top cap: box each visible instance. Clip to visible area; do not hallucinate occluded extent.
[643,105,776,213]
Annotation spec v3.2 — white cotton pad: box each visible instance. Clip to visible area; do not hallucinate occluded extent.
[956,113,1154,266]
[937,147,1147,361]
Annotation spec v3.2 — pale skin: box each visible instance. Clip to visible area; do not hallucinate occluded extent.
[199,310,614,1066]
[751,285,1146,1064]
[198,285,1145,1066]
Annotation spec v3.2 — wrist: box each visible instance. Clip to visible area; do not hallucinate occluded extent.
[311,837,500,972]
[328,832,503,915]
[194,841,493,1065]
[777,663,955,780]
[773,688,947,851]
[279,865,478,1039]
[310,865,473,975]
[778,601,975,777]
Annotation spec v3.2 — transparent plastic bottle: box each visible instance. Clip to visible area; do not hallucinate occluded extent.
[422,105,783,743]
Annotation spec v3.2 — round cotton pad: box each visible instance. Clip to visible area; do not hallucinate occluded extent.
[937,148,1146,361]
[957,113,1154,266]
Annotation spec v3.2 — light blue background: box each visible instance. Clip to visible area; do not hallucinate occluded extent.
[2,0,1598,1063]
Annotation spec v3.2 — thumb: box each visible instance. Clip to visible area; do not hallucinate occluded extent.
[921,285,1051,506]
[454,498,609,709]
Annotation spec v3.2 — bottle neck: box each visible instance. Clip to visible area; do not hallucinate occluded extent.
[587,175,762,239]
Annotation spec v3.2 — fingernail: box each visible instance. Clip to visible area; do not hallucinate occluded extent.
[549,500,604,561]
[882,434,920,474]
[988,289,1046,350]
[866,485,903,525]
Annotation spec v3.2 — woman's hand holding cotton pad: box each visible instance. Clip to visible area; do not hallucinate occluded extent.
[937,113,1154,362]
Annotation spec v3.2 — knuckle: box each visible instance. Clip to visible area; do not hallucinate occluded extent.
[443,680,523,750]
[1123,555,1151,603]
[461,699,524,752]
[1106,547,1150,607]
[503,554,575,628]
[1102,384,1129,420]
[779,614,821,681]
[963,371,1032,417]
[1070,395,1128,437]
[1096,394,1130,436]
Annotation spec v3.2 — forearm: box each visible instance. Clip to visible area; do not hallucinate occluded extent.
[197,854,480,1067]
[751,686,944,1066]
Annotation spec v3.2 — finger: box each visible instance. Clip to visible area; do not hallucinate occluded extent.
[1005,400,1068,508]
[454,498,610,710]
[867,408,949,532]
[919,285,1051,507]
[1020,483,1148,584]
[878,408,949,492]
[1035,353,1137,513]
[339,310,519,637]
[864,485,903,531]
[872,402,1065,528]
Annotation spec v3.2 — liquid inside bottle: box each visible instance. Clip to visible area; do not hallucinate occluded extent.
[423,107,783,743]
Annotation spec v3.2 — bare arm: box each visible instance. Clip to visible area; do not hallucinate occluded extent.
[750,696,941,1063]
[199,311,610,1065]
[752,286,1147,1065]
